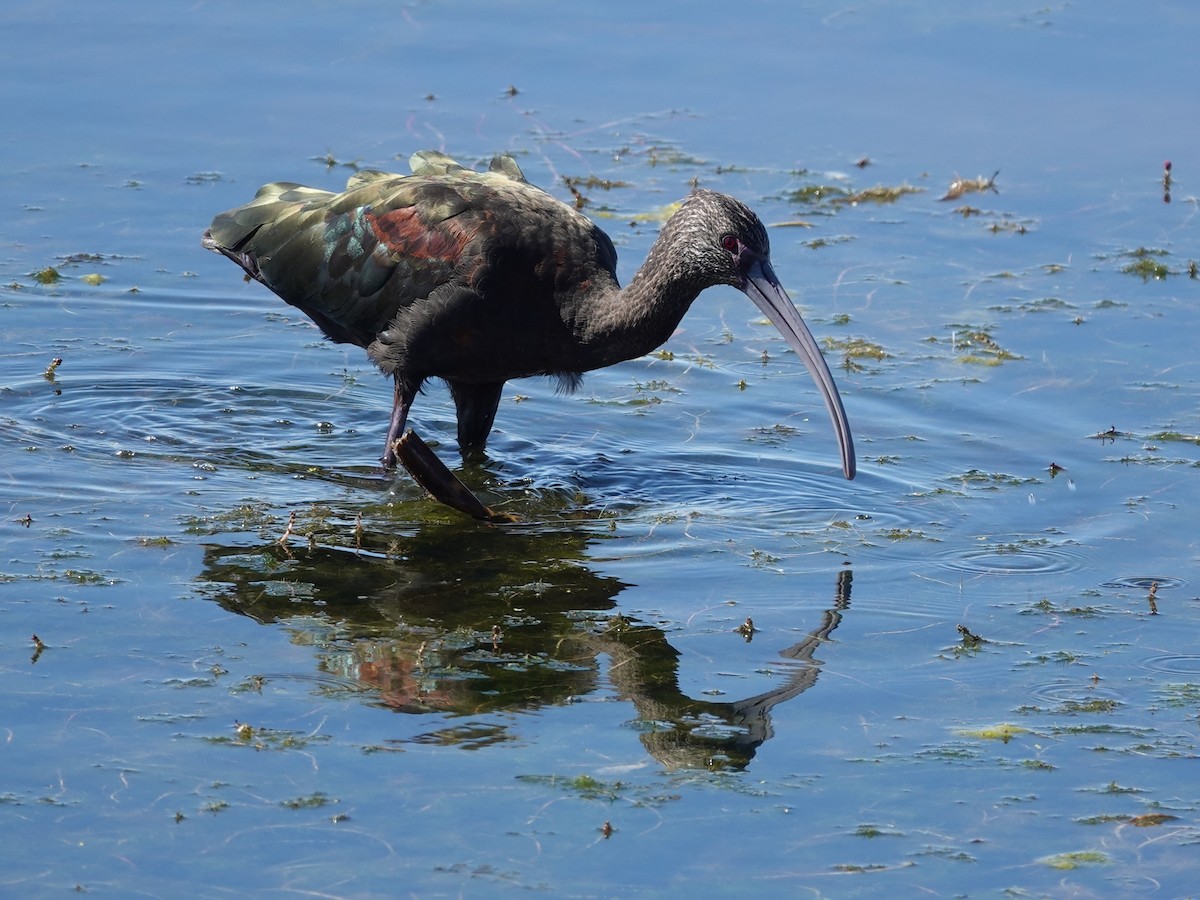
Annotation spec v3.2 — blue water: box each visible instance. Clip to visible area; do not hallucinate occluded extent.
[3,1,1200,896]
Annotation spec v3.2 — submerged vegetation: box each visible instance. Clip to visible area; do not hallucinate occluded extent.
[944,325,1022,365]
[786,179,923,212]
[1119,247,1171,281]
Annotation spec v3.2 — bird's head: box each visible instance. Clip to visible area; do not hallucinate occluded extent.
[674,189,773,291]
[673,189,856,480]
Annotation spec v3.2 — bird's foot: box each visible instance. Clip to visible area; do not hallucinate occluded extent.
[381,440,400,470]
[394,430,518,524]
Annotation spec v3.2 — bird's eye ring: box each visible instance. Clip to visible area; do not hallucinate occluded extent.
[720,234,739,253]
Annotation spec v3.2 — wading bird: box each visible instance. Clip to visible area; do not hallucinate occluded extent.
[203,152,855,517]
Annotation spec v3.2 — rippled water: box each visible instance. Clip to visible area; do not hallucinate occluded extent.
[4,1,1200,896]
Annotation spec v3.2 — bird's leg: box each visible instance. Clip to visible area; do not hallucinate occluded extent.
[448,381,505,455]
[381,376,412,468]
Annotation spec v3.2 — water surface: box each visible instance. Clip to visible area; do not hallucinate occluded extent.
[3,1,1200,895]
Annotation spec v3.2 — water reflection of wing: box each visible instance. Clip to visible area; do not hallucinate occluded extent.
[197,525,627,715]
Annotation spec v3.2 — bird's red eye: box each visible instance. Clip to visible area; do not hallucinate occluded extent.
[721,234,739,253]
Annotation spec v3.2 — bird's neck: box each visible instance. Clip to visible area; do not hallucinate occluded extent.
[572,231,706,368]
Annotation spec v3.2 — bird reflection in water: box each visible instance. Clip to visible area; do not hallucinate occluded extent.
[199,516,851,771]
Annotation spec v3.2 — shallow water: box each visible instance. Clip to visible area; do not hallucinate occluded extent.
[4,1,1200,896]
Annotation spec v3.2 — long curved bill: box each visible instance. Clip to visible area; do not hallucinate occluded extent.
[743,258,856,480]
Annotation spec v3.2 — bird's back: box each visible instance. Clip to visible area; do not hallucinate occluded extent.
[203,153,620,363]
